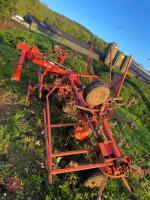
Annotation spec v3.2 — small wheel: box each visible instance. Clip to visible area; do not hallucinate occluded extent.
[83,172,105,188]
[83,80,110,106]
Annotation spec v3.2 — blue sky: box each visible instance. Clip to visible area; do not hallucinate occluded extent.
[42,0,150,70]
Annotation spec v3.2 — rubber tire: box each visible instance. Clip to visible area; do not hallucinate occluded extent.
[83,172,105,188]
[83,80,110,106]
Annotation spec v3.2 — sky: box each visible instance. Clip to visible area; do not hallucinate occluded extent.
[42,0,150,70]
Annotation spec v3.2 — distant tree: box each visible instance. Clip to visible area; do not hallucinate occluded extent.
[0,0,107,51]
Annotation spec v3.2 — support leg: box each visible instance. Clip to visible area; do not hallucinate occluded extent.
[121,176,139,200]
[25,75,32,105]
[96,175,108,200]
[38,68,43,98]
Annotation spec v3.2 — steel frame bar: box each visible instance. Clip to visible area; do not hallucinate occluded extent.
[44,109,50,167]
[116,55,132,97]
[51,163,106,175]
[46,82,62,183]
[68,76,87,107]
[97,175,108,200]
[109,44,113,84]
[52,148,96,157]
[103,117,121,158]
[11,48,27,81]
[121,176,139,199]
[75,73,98,79]
[25,74,32,104]
[51,123,77,128]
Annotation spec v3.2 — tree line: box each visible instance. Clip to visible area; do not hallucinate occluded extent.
[0,0,107,51]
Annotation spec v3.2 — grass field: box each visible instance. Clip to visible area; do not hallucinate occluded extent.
[0,28,150,200]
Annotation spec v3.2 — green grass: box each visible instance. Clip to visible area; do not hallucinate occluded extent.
[0,28,150,200]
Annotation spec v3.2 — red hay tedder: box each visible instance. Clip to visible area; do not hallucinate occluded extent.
[10,42,139,199]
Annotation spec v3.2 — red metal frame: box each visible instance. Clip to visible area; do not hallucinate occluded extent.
[11,42,138,199]
[115,55,132,97]
[43,74,131,185]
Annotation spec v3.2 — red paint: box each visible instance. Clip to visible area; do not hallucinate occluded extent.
[116,55,132,97]
[11,42,134,197]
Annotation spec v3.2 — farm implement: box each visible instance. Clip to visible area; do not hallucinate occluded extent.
[11,42,139,199]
